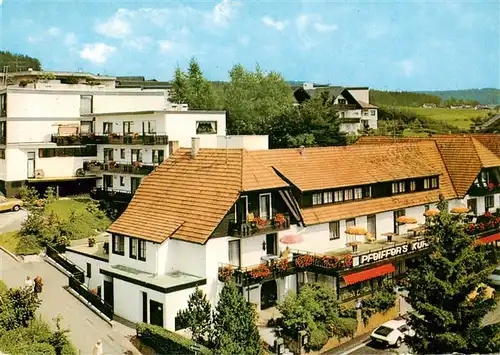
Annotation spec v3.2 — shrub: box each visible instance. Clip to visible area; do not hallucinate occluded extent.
[361,282,397,324]
[0,280,8,295]
[0,287,41,330]
[307,326,329,351]
[16,234,42,255]
[136,322,212,355]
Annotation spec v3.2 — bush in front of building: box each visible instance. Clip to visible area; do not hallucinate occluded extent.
[136,322,212,355]
[360,280,397,324]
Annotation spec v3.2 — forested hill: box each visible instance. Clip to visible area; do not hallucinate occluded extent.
[0,51,42,72]
[369,90,442,107]
[418,88,500,105]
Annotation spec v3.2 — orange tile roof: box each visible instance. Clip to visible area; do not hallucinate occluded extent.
[356,135,500,197]
[107,148,287,244]
[471,134,500,158]
[250,143,442,191]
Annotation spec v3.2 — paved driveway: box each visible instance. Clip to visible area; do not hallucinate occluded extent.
[0,250,140,355]
[0,209,28,233]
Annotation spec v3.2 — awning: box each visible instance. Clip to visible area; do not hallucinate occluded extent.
[343,263,396,286]
[477,233,500,244]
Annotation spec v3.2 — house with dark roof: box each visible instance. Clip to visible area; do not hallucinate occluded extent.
[64,134,500,331]
[293,83,378,134]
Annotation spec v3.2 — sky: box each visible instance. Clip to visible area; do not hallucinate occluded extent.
[0,0,498,91]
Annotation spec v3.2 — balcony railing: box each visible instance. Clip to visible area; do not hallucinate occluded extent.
[335,104,358,110]
[51,134,97,146]
[83,160,156,175]
[467,183,500,197]
[229,212,291,238]
[94,133,168,145]
[91,187,133,203]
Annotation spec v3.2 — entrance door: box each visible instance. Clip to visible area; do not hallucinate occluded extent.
[266,233,277,256]
[367,215,376,239]
[467,199,477,216]
[261,280,278,310]
[142,292,148,323]
[103,175,113,190]
[149,300,164,327]
[27,151,35,178]
[103,280,114,308]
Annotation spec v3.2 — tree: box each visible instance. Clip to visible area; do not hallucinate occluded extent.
[0,51,42,72]
[169,67,188,104]
[48,315,71,355]
[0,287,41,330]
[404,198,499,354]
[212,282,262,355]
[176,287,212,344]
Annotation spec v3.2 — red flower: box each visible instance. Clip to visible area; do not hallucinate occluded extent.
[275,258,289,271]
[484,211,493,218]
[248,264,271,279]
[295,254,314,268]
[253,217,267,229]
[488,182,496,191]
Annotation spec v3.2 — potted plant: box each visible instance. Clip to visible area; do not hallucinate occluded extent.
[248,264,272,279]
[133,161,143,169]
[108,161,117,168]
[253,217,267,230]
[273,213,286,227]
[88,237,96,247]
[295,254,314,268]
[218,265,234,281]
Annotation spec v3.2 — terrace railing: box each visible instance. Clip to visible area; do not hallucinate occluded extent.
[94,133,168,145]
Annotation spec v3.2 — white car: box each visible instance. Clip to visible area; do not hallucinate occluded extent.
[487,266,500,286]
[370,319,415,348]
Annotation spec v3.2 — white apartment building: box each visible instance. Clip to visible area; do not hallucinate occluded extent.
[0,71,170,197]
[65,134,500,330]
[294,83,378,134]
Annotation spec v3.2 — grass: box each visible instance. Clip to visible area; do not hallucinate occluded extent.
[395,106,490,130]
[0,231,20,254]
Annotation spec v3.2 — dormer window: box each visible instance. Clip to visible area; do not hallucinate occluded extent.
[431,177,438,188]
[424,178,430,189]
[392,181,406,194]
[354,188,363,200]
[338,99,347,105]
[344,189,354,201]
[334,190,344,202]
[323,191,333,203]
[312,193,323,205]
[410,180,416,191]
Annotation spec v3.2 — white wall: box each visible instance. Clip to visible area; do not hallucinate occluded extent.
[109,236,159,274]
[340,122,361,134]
[204,237,229,311]
[165,239,207,277]
[216,135,269,151]
[166,112,226,149]
[7,92,80,119]
[65,250,108,291]
[93,93,166,114]
[96,173,145,193]
[94,113,166,135]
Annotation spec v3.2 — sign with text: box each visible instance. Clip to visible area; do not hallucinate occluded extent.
[353,239,430,266]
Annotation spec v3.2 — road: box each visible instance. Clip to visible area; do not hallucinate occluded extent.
[340,339,410,355]
[0,209,28,233]
[0,250,140,355]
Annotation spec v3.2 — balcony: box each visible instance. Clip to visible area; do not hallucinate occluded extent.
[467,182,500,197]
[94,133,168,145]
[228,213,291,238]
[51,134,97,146]
[90,187,133,203]
[83,160,156,175]
[335,104,358,110]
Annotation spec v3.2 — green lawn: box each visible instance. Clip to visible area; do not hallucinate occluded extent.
[0,231,20,254]
[397,106,490,130]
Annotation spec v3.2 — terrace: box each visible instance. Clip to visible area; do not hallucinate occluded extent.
[228,213,291,238]
[94,133,168,145]
[83,160,156,175]
[51,134,97,146]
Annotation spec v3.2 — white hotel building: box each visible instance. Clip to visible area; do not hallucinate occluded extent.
[65,134,500,330]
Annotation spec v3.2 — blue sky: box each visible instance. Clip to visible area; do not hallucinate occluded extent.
[0,0,498,91]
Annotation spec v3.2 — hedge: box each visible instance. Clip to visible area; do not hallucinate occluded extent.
[136,322,212,355]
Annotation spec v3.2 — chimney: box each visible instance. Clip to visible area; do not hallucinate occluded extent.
[168,141,180,156]
[191,137,200,159]
[299,145,306,157]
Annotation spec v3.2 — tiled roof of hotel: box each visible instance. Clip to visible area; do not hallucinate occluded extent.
[471,134,500,158]
[107,148,287,244]
[356,135,500,197]
[249,143,443,191]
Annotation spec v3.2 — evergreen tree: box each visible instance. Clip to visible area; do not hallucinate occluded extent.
[405,197,499,353]
[212,282,262,355]
[176,287,212,344]
[169,67,188,104]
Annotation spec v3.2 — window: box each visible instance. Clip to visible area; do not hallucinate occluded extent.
[394,210,405,234]
[424,178,430,189]
[338,98,347,104]
[0,149,5,159]
[392,181,405,194]
[259,193,271,219]
[312,193,323,205]
[364,186,372,198]
[228,240,240,266]
[129,238,137,259]
[138,240,146,261]
[467,199,477,215]
[354,188,363,200]
[0,94,6,117]
[370,110,376,116]
[131,149,143,163]
[392,182,398,194]
[131,177,142,194]
[38,146,97,158]
[104,148,114,162]
[344,189,354,201]
[334,190,344,202]
[431,177,438,188]
[142,120,156,134]
[120,149,126,160]
[329,221,340,240]
[485,195,494,209]
[0,121,6,138]
[339,112,345,118]
[103,122,113,134]
[86,263,91,278]
[152,150,165,165]
[196,121,217,134]
[480,171,489,185]
[346,218,355,228]
[410,180,416,191]
[323,191,333,204]
[363,110,369,116]
[399,182,405,193]
[123,121,134,135]
[112,234,124,255]
[367,215,376,237]
[103,175,113,189]
[120,176,125,187]
[80,95,93,115]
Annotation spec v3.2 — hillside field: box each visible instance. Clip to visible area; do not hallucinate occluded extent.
[395,106,491,130]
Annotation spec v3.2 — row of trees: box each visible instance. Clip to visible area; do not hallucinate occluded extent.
[170,59,348,148]
[370,89,483,108]
[0,51,42,72]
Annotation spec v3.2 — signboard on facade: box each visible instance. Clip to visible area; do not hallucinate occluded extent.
[353,239,430,267]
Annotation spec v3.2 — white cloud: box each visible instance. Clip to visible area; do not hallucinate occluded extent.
[158,40,173,52]
[314,22,338,33]
[80,43,116,64]
[261,16,287,31]
[124,36,152,51]
[211,0,240,27]
[47,27,61,36]
[95,11,131,38]
[0,1,3,5]
[397,59,415,77]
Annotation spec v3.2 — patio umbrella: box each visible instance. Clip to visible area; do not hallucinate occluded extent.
[396,216,417,224]
[424,208,440,217]
[279,233,304,245]
[451,206,469,214]
[345,226,368,235]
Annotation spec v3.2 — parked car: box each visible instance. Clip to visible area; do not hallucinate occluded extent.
[370,319,415,348]
[487,266,500,287]
[0,197,23,212]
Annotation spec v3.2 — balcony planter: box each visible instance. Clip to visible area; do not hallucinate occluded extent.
[133,161,143,169]
[218,265,234,282]
[468,183,500,196]
[248,264,272,280]
[273,213,287,227]
[295,254,314,269]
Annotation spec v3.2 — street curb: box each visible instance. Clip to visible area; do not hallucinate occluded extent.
[0,246,22,262]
